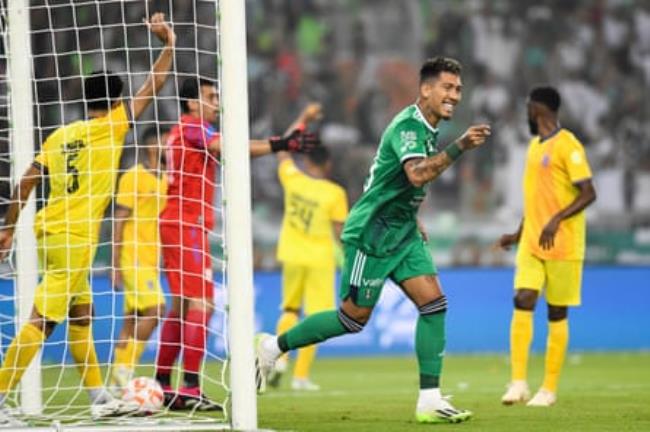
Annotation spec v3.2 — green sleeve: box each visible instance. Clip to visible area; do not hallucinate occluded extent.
[389,119,427,163]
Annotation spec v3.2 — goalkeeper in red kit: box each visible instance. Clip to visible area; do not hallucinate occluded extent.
[156,77,318,410]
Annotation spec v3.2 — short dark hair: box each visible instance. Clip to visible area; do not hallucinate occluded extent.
[420,57,462,83]
[306,146,330,166]
[529,86,561,112]
[179,77,217,113]
[84,70,123,110]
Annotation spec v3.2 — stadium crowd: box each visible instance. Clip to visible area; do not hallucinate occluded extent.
[1,0,649,268]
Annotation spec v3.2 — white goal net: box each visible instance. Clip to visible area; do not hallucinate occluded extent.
[0,0,256,430]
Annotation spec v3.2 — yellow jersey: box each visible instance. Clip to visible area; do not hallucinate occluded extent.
[277,159,348,268]
[115,164,168,268]
[34,103,130,241]
[521,129,592,260]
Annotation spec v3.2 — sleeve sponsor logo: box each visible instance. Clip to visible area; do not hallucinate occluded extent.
[400,130,418,153]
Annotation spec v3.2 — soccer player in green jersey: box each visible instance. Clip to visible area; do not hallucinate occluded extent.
[257,57,490,424]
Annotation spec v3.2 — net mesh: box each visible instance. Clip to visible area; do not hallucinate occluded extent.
[0,0,229,428]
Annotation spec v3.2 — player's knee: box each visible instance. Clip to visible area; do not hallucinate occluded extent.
[337,308,366,333]
[418,295,447,316]
[547,304,568,321]
[513,290,537,311]
[30,309,57,336]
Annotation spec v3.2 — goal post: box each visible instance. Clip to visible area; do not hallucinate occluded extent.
[6,0,42,416]
[219,0,258,429]
[0,0,258,429]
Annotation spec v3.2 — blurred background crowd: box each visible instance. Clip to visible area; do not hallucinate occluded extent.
[1,0,649,270]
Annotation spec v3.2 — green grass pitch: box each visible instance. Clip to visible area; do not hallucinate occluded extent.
[31,352,650,430]
[257,353,650,431]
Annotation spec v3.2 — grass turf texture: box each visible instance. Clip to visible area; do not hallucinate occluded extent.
[21,353,650,430]
[258,353,650,431]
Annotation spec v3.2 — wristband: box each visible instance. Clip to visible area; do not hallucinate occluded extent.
[269,136,287,153]
[444,142,463,161]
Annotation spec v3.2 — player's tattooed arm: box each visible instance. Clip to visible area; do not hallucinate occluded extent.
[403,153,453,187]
[403,124,491,187]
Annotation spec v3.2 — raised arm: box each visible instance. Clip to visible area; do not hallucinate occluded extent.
[276,103,324,162]
[130,12,176,120]
[0,164,43,260]
[403,124,491,187]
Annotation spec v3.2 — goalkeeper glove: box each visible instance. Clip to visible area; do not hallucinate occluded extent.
[270,129,320,153]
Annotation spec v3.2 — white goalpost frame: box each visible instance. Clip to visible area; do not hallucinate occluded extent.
[7,0,42,416]
[1,0,257,429]
[219,0,259,430]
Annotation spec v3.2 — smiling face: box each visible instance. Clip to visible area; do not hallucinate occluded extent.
[419,71,462,122]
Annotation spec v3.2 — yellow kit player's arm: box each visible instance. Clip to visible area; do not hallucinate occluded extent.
[112,170,136,289]
[111,205,132,290]
[496,219,524,251]
[539,180,596,250]
[130,12,176,120]
[0,164,44,260]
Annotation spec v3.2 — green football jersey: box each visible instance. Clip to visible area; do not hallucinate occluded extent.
[341,104,440,257]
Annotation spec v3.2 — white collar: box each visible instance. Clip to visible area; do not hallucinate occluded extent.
[413,104,439,135]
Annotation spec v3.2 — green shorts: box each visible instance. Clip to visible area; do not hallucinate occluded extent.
[339,240,437,307]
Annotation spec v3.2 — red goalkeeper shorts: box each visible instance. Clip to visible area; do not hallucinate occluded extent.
[160,222,214,299]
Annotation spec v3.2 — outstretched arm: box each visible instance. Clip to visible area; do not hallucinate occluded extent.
[0,164,43,260]
[130,12,176,120]
[539,179,596,250]
[207,107,321,158]
[207,136,276,157]
[403,124,491,187]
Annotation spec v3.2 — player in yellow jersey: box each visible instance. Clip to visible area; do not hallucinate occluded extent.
[109,126,168,393]
[268,104,349,391]
[497,86,596,407]
[0,13,175,424]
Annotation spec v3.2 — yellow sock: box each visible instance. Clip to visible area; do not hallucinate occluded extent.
[114,339,147,370]
[293,344,317,380]
[276,311,299,364]
[113,345,128,368]
[68,324,103,389]
[510,309,533,381]
[0,323,46,393]
[542,319,569,393]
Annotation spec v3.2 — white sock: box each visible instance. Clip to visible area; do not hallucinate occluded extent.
[262,336,282,359]
[417,388,442,411]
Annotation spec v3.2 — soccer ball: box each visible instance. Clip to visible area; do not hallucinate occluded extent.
[122,377,164,413]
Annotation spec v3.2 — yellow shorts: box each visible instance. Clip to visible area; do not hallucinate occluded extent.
[34,233,95,323]
[514,248,584,306]
[281,263,335,316]
[122,266,165,313]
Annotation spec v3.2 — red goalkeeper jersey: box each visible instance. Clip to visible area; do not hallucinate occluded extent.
[161,114,219,230]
